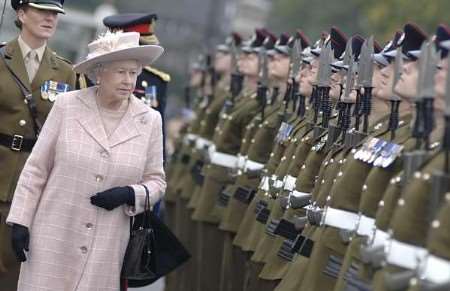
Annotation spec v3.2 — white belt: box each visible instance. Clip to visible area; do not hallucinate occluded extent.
[385,239,427,270]
[291,190,311,198]
[259,176,270,191]
[322,207,360,231]
[421,254,450,284]
[210,151,239,169]
[244,159,265,172]
[356,215,375,237]
[283,175,297,191]
[195,137,212,150]
[371,229,389,249]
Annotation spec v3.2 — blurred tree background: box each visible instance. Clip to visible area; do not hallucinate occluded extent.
[269,0,450,43]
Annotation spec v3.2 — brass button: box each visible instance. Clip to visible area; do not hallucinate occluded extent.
[80,246,88,254]
[86,223,93,229]
[19,120,27,127]
[95,175,103,182]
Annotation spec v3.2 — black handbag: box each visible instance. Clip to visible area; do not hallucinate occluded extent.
[121,185,191,288]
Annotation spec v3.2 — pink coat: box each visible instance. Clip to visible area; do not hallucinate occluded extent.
[6,87,166,291]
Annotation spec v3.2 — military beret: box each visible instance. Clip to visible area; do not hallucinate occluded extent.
[242,28,269,53]
[373,40,382,54]
[262,31,278,55]
[385,23,428,60]
[331,35,364,70]
[296,30,311,49]
[435,24,450,58]
[375,31,403,66]
[216,32,243,53]
[351,34,365,60]
[11,0,65,13]
[329,26,348,59]
[273,32,290,55]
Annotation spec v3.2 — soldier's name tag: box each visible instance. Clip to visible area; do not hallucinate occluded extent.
[41,80,71,102]
[276,122,294,143]
[144,85,159,108]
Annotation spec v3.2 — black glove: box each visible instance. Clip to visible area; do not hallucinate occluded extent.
[90,186,135,211]
[11,224,30,262]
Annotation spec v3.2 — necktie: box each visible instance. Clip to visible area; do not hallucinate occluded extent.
[26,50,39,82]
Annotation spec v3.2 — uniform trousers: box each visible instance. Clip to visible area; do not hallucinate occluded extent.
[0,202,20,291]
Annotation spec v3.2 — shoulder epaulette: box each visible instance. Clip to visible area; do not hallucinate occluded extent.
[144,66,171,82]
[52,51,72,65]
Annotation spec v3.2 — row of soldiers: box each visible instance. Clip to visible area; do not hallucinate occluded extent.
[164,22,450,291]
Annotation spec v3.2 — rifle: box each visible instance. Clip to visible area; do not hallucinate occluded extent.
[311,42,333,139]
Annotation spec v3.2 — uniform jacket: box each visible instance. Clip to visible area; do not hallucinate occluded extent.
[0,38,76,202]
[6,87,166,291]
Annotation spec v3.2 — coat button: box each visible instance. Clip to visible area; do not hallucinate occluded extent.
[86,223,93,229]
[140,117,147,124]
[19,120,27,126]
[100,151,109,158]
[95,175,103,182]
[80,246,88,254]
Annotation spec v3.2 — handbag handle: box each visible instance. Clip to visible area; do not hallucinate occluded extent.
[141,184,151,224]
[128,184,152,234]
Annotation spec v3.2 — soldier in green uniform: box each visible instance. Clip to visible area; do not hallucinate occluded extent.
[190,28,273,291]
[366,28,448,291]
[216,31,302,291]
[0,1,76,289]
[332,26,448,291]
[272,29,400,291]
[296,23,427,291]
[179,34,242,291]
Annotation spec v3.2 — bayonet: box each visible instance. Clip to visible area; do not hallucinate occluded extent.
[257,44,269,120]
[403,43,430,184]
[361,36,375,133]
[388,47,404,140]
[290,38,303,80]
[228,39,244,112]
[341,56,355,145]
[354,37,367,131]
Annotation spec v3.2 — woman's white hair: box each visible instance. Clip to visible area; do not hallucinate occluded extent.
[85,61,143,84]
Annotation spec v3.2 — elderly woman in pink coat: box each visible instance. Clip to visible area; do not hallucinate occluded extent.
[6,31,166,290]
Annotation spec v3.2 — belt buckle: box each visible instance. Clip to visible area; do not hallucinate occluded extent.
[11,135,24,151]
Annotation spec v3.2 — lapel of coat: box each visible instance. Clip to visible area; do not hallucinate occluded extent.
[31,47,59,91]
[108,95,146,148]
[3,39,31,91]
[76,88,110,151]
